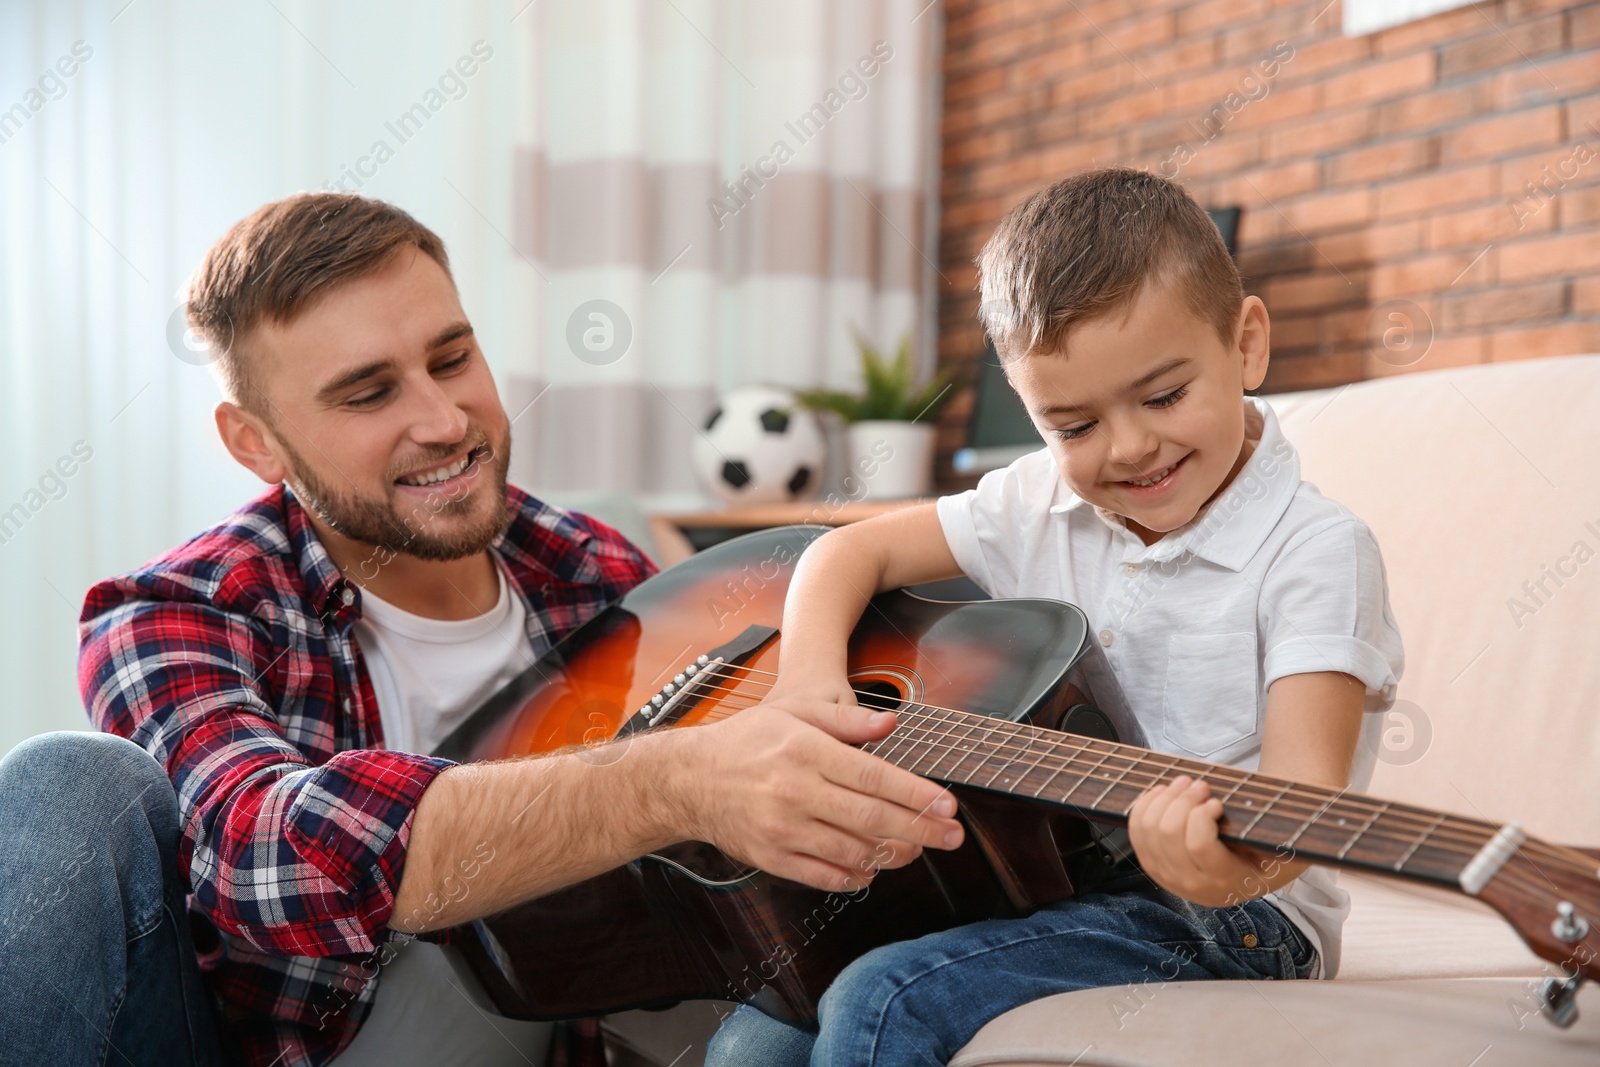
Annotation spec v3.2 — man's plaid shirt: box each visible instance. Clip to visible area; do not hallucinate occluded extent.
[77,484,655,1066]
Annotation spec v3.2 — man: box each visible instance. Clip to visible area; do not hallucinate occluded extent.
[0,193,964,1067]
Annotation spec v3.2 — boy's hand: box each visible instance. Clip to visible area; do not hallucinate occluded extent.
[1127,775,1307,908]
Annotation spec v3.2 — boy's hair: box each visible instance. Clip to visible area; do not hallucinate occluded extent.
[185,192,452,414]
[975,167,1243,361]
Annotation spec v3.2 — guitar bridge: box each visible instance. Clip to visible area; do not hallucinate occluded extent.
[616,624,778,737]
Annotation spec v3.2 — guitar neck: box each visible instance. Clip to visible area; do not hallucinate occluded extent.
[871,704,1497,889]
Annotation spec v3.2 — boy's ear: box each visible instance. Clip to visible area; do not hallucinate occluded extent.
[1237,295,1270,390]
[215,401,290,486]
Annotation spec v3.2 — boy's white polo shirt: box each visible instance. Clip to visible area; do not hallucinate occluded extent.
[935,394,1405,979]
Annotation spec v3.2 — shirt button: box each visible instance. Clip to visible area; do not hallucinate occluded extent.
[1099,628,1114,648]
[1122,563,1139,577]
[340,587,356,607]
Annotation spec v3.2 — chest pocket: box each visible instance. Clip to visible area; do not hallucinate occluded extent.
[1161,632,1261,757]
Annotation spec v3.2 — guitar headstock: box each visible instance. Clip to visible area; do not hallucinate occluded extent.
[1475,839,1600,990]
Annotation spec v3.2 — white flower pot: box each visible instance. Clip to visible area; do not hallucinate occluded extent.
[846,421,936,500]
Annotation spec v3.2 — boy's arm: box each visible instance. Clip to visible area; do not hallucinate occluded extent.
[1127,670,1366,907]
[772,502,965,702]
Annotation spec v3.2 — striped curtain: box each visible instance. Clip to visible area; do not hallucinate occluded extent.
[503,0,942,498]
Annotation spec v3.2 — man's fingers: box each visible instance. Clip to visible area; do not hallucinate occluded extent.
[824,743,958,821]
[811,779,963,851]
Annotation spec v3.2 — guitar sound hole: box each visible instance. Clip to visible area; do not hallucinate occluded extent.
[854,680,905,710]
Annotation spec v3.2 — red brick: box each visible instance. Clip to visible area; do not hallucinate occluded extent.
[1086,12,1174,62]
[1317,219,1426,266]
[1219,11,1303,63]
[1178,0,1268,36]
[1438,14,1566,82]
[1322,53,1436,107]
[1371,3,1495,56]
[1281,186,1374,234]
[1561,185,1600,228]
[1439,106,1564,164]
[1440,281,1567,330]
[1011,40,1091,85]
[1498,140,1600,208]
[1267,108,1376,161]
[1260,351,1364,392]
[1141,36,1221,82]
[1576,3,1600,49]
[1426,197,1557,250]
[1377,164,1500,219]
[1575,275,1600,312]
[1262,270,1367,312]
[1218,159,1322,203]
[1082,84,1172,132]
[1487,320,1600,361]
[1327,138,1438,185]
[1371,249,1494,297]
[1493,53,1600,110]
[1272,33,1373,82]
[1499,228,1600,281]
[1567,91,1600,138]
[1167,66,1263,112]
[944,67,1006,104]
[1175,131,1264,178]
[1374,82,1495,137]
[1227,81,1323,131]
[1050,60,1135,107]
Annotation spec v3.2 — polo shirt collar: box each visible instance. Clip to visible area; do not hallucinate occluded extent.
[1046,395,1300,572]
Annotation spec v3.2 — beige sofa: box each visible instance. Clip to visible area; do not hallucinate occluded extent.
[602,354,1600,1065]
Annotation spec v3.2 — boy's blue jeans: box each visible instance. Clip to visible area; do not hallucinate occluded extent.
[705,862,1319,1067]
[0,731,234,1067]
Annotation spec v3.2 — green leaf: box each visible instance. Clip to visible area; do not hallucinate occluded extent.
[796,325,962,424]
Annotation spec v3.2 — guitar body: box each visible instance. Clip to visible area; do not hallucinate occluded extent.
[433,526,1107,1026]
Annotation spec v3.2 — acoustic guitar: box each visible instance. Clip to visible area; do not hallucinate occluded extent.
[433,525,1598,1029]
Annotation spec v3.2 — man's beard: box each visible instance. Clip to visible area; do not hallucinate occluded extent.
[281,433,512,562]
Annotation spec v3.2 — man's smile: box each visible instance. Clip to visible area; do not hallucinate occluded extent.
[395,442,491,491]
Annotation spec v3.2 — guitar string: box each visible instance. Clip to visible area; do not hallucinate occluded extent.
[657,663,1497,848]
[680,685,1598,895]
[645,663,1591,879]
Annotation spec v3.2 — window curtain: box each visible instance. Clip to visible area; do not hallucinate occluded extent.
[503,0,943,497]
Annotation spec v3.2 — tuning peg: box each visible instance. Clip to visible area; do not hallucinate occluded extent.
[1552,901,1591,944]
[1538,974,1584,1029]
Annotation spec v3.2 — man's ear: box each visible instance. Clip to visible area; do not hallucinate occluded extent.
[215,401,289,485]
[1236,295,1270,391]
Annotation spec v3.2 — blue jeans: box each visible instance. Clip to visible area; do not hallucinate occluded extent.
[0,731,234,1067]
[705,866,1318,1067]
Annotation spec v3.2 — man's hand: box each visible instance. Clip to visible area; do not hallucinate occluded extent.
[1127,775,1307,908]
[667,697,964,893]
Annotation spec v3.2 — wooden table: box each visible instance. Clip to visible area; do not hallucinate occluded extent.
[649,497,933,566]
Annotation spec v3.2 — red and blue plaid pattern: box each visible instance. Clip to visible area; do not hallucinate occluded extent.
[78,484,654,1066]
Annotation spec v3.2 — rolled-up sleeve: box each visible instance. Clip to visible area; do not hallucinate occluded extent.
[79,599,452,958]
[1258,519,1405,713]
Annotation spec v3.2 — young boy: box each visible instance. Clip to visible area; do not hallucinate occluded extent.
[704,167,1405,1065]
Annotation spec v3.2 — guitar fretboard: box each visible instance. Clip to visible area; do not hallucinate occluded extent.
[866,703,1494,887]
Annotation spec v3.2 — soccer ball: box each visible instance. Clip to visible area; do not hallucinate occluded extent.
[690,386,827,505]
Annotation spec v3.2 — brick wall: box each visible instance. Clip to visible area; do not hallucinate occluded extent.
[934,0,1600,481]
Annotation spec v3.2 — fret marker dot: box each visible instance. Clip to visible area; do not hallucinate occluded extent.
[1244,800,1252,806]
[1337,818,1347,826]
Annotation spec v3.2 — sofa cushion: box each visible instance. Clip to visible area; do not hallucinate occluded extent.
[1265,355,1600,848]
[949,977,1600,1067]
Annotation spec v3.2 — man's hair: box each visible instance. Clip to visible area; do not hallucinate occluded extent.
[975,167,1242,361]
[185,192,452,411]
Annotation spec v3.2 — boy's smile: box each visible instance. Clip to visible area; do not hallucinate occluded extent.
[1006,272,1271,547]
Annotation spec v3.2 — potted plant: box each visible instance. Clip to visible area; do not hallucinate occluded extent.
[798,329,957,500]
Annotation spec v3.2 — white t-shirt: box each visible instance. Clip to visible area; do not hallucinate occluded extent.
[935,395,1405,980]
[336,554,552,1066]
